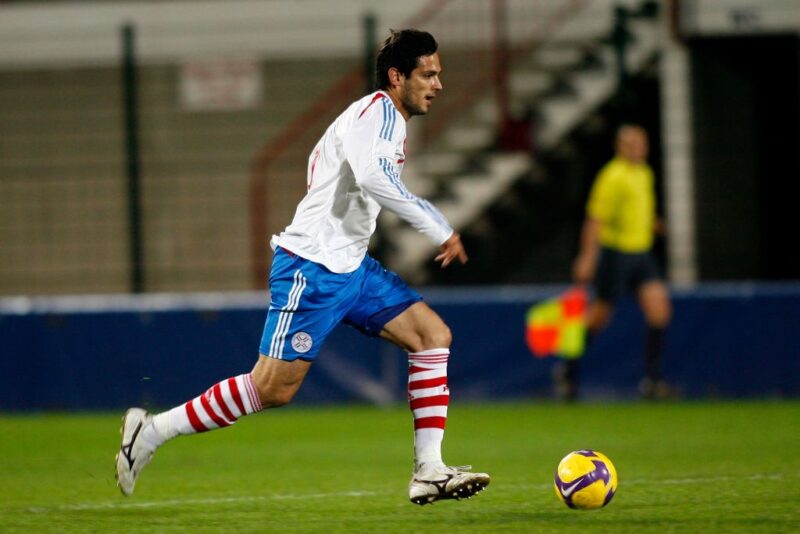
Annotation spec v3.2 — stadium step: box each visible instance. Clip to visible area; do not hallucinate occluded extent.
[379,3,660,283]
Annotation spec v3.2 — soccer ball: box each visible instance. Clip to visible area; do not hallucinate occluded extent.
[554,450,618,509]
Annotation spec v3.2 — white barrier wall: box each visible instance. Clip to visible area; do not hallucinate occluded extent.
[680,0,800,36]
[0,0,428,67]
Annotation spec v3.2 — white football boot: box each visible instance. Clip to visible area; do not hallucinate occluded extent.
[115,407,156,496]
[408,463,490,505]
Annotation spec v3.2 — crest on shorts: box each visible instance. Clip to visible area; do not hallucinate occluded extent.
[291,332,313,353]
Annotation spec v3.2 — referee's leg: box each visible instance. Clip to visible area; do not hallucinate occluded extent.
[638,280,672,397]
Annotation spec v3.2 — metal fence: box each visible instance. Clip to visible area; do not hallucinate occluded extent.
[0,0,589,296]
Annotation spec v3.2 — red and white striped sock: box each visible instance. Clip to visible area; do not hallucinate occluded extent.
[408,348,450,469]
[144,373,263,447]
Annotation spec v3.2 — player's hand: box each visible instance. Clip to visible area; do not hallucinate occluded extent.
[435,232,468,268]
[654,217,667,237]
[572,254,596,284]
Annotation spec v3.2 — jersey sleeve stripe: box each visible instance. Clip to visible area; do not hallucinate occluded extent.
[380,100,388,139]
[415,198,450,229]
[379,99,396,141]
[379,157,414,199]
[378,157,451,232]
[387,106,396,140]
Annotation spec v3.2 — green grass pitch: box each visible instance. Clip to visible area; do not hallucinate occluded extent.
[1,401,798,532]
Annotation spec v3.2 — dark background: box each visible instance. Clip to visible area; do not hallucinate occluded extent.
[422,35,800,285]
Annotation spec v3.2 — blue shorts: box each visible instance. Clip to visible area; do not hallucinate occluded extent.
[595,247,662,302]
[259,248,422,361]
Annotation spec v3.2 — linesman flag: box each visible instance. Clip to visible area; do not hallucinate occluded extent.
[525,287,587,359]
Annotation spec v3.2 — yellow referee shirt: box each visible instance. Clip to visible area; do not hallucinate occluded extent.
[586,157,655,253]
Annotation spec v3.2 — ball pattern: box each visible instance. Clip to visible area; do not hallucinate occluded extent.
[554,449,617,509]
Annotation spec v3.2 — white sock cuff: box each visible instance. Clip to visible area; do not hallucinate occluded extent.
[235,373,263,414]
[409,348,450,357]
[409,348,450,368]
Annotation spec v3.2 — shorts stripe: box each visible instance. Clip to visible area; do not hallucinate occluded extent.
[269,270,307,359]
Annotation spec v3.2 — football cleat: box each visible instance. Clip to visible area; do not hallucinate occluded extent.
[638,378,679,400]
[408,464,490,505]
[115,407,156,496]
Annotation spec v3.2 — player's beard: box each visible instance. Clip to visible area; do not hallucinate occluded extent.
[401,86,429,117]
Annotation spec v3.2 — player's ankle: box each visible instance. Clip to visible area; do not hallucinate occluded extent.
[415,458,445,472]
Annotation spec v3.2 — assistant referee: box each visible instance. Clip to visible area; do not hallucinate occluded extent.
[562,124,673,400]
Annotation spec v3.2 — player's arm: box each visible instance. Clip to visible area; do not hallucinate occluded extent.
[361,157,467,267]
[573,217,601,284]
[573,167,614,283]
[343,108,466,266]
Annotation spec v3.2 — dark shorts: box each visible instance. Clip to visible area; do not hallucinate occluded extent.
[259,248,422,361]
[594,247,662,302]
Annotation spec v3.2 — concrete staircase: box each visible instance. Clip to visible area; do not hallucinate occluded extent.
[379,1,661,284]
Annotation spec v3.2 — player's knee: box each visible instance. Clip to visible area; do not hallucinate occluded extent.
[647,302,671,328]
[251,375,300,408]
[416,324,452,351]
[642,292,671,327]
[587,303,613,333]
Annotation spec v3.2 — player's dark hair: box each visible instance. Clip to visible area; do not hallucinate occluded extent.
[376,29,438,90]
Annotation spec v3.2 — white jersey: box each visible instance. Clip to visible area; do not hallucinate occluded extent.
[272,91,453,273]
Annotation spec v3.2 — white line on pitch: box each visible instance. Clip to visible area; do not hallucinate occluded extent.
[27,491,382,513]
[24,472,790,513]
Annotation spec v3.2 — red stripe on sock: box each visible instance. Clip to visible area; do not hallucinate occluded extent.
[200,391,231,428]
[414,416,447,430]
[212,383,237,422]
[185,400,208,432]
[408,376,448,390]
[228,377,247,415]
[410,394,450,410]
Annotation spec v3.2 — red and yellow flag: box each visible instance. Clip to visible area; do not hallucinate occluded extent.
[525,287,587,359]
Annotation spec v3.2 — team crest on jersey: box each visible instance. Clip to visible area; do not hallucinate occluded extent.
[291,332,313,353]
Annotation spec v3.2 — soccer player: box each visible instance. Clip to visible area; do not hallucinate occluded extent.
[562,124,673,400]
[116,29,490,505]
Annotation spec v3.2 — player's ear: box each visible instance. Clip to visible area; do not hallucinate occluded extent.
[388,67,404,88]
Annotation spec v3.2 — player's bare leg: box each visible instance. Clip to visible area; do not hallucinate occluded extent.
[380,301,451,352]
[250,356,312,407]
[638,281,671,329]
[116,356,310,496]
[637,280,674,398]
[381,302,490,505]
[586,299,614,334]
[554,299,614,401]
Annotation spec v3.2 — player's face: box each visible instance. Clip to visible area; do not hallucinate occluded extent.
[400,53,443,117]
[617,127,648,163]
